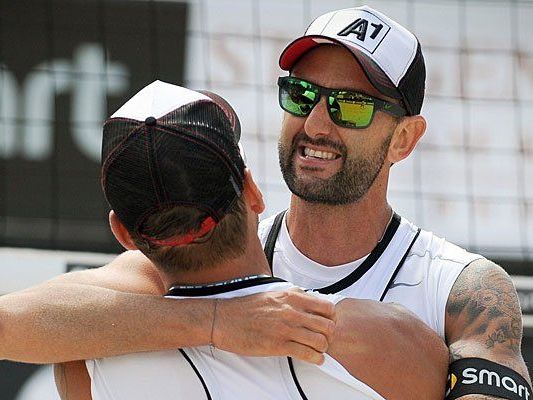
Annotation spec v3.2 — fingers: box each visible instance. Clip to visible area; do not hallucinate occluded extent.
[287,289,336,320]
[297,311,336,341]
[281,291,337,341]
[213,290,336,360]
[288,325,329,353]
[286,342,325,365]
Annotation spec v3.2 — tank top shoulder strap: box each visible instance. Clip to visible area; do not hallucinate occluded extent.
[263,210,287,272]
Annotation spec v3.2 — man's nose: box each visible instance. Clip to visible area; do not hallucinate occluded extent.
[304,97,335,139]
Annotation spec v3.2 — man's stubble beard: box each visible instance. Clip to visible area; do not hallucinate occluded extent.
[278,131,393,206]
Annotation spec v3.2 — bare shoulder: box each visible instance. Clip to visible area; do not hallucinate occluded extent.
[102,250,159,278]
[445,258,528,375]
[101,250,164,294]
[46,250,164,295]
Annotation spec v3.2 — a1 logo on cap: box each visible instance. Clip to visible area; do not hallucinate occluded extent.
[336,11,391,54]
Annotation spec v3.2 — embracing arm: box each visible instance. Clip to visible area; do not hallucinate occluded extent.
[329,299,449,400]
[0,251,211,363]
[445,258,530,399]
[0,251,334,364]
[55,361,92,400]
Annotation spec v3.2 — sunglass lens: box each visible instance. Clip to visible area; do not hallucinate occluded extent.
[329,92,375,128]
[280,79,318,116]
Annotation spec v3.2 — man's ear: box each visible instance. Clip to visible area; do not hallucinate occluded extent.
[388,115,426,163]
[109,210,139,250]
[242,169,265,214]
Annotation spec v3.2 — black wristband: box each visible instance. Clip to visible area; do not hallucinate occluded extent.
[446,358,531,400]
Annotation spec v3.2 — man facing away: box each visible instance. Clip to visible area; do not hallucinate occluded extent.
[0,5,530,400]
[76,81,446,400]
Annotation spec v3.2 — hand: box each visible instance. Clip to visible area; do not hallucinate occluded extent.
[212,289,336,365]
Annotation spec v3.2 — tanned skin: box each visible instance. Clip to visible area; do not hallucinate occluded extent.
[55,361,92,400]
[280,45,530,400]
[4,41,529,400]
[446,259,530,399]
[53,173,449,400]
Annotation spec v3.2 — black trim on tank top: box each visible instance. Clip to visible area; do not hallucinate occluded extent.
[315,213,401,294]
[179,349,212,400]
[166,275,286,297]
[287,357,309,400]
[379,228,421,301]
[264,210,287,271]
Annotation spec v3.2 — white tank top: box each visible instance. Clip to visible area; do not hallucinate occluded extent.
[258,213,483,339]
[86,276,386,400]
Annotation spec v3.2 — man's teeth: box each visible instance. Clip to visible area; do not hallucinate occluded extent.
[304,147,336,160]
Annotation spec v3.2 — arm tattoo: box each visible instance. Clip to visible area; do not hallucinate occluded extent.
[446,259,522,357]
[446,260,530,398]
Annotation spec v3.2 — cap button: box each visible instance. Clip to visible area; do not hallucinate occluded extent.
[145,116,157,126]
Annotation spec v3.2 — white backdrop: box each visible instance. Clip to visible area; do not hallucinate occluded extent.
[182,0,533,260]
[1,1,532,398]
[1,0,531,291]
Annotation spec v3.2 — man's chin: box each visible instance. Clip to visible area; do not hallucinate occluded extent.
[289,189,355,206]
[286,175,368,206]
[287,181,337,205]
[297,169,337,182]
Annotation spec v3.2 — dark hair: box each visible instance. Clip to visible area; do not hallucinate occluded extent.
[130,196,248,274]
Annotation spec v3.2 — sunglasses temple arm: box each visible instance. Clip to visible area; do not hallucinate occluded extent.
[375,99,407,118]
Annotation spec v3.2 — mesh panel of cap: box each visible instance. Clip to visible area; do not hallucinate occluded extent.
[101,119,141,165]
[101,100,245,236]
[103,124,160,232]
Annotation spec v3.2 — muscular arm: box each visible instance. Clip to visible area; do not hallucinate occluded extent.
[55,361,92,400]
[55,303,447,400]
[55,298,447,400]
[0,250,335,364]
[445,259,530,399]
[329,299,449,400]
[0,251,214,363]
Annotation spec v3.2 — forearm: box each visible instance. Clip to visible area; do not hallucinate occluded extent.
[0,248,337,364]
[330,299,448,400]
[0,283,213,364]
[0,282,337,365]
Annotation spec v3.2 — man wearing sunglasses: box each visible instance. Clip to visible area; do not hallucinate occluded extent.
[69,81,445,400]
[265,5,530,400]
[0,5,529,400]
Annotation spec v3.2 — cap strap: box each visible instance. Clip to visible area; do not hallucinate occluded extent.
[142,216,217,247]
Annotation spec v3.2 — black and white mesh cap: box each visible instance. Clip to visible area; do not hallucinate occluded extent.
[101,80,245,246]
[279,6,426,115]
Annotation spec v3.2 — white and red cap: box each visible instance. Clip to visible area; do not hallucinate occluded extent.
[279,6,426,115]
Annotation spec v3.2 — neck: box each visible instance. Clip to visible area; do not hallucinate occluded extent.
[158,233,271,290]
[287,178,392,266]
